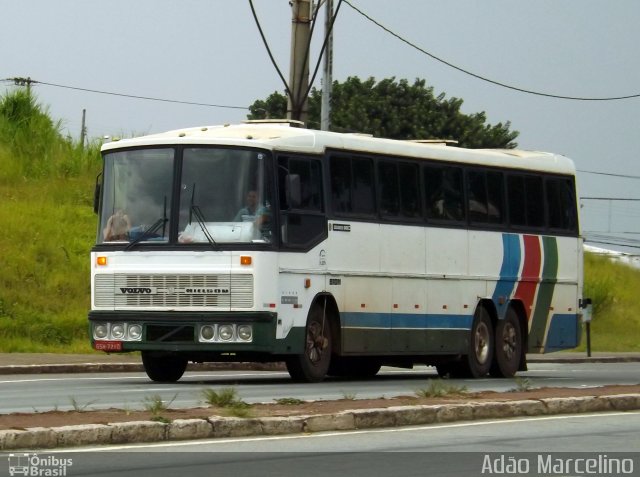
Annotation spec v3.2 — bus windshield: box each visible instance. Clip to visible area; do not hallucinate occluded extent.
[98,147,272,245]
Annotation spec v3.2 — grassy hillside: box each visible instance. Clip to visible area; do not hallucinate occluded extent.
[0,90,638,353]
[0,90,100,352]
[581,252,640,352]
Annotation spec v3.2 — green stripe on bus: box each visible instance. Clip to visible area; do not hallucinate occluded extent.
[528,236,558,350]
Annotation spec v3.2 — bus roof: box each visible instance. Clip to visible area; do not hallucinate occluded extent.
[101,121,576,175]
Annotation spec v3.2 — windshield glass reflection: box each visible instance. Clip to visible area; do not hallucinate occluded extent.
[98,148,174,244]
[178,148,272,244]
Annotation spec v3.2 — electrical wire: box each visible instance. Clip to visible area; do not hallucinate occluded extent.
[304,0,343,100]
[342,0,640,102]
[2,77,248,110]
[577,169,640,180]
[248,0,292,101]
[581,197,640,201]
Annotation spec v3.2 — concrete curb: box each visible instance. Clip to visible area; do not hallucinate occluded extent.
[1,394,639,450]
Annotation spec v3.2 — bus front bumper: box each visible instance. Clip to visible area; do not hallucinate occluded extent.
[88,310,302,355]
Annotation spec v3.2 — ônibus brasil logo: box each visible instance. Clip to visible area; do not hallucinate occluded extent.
[7,454,73,477]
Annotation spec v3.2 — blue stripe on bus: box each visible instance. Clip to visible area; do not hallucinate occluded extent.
[342,312,473,330]
[545,313,580,351]
[492,233,521,319]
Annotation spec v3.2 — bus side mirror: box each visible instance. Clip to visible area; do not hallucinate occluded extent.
[286,174,302,209]
[93,173,102,214]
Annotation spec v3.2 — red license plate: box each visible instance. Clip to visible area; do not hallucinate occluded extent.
[94,340,123,351]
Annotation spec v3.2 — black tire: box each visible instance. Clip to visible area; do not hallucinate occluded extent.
[141,351,188,382]
[490,308,522,378]
[286,305,332,382]
[328,357,381,378]
[464,307,494,378]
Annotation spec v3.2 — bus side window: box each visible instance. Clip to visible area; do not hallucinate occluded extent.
[330,156,375,217]
[467,170,489,222]
[424,164,465,222]
[546,177,578,232]
[467,170,505,224]
[279,155,326,248]
[378,162,400,217]
[508,173,544,229]
[486,171,504,224]
[352,157,376,215]
[525,176,545,228]
[330,156,352,214]
[507,175,526,227]
[288,158,323,211]
[399,163,421,218]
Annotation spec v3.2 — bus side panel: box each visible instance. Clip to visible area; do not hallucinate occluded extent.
[342,276,392,353]
[492,234,580,353]
[540,236,581,351]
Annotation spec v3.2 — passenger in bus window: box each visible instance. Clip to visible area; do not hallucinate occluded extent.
[103,209,131,241]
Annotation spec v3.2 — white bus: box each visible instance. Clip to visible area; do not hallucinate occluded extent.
[90,121,584,382]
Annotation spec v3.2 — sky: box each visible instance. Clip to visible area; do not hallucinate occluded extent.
[2,0,640,252]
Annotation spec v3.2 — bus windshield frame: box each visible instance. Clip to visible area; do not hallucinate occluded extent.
[97,146,274,247]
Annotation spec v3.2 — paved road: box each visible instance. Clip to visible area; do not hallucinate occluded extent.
[12,412,639,477]
[0,362,638,414]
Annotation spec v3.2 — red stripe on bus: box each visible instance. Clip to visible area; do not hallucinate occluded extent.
[513,235,542,320]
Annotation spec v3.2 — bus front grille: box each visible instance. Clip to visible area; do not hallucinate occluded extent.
[94,274,254,308]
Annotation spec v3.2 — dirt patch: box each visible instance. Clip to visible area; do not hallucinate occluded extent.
[2,384,639,431]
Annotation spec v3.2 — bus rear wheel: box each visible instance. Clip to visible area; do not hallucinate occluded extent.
[436,307,494,378]
[286,306,332,382]
[490,308,522,378]
[461,307,494,378]
[141,351,188,382]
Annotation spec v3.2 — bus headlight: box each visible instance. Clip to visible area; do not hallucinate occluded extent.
[237,325,252,342]
[128,324,143,341]
[218,325,234,341]
[94,324,109,340]
[200,325,215,341]
[111,323,125,339]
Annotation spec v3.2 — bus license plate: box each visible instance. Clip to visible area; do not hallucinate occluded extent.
[94,340,123,351]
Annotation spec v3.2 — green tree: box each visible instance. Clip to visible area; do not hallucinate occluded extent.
[248,77,518,149]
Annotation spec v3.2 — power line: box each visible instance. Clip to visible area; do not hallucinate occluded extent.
[581,197,640,201]
[2,77,248,110]
[248,0,292,101]
[342,0,640,102]
[577,169,640,180]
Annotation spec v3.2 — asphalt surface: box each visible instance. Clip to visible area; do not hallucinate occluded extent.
[1,352,639,451]
[0,351,638,374]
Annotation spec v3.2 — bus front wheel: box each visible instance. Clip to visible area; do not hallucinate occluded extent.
[141,351,188,382]
[286,306,332,382]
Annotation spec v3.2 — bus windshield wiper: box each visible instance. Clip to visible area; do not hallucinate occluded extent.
[191,205,218,249]
[124,217,168,251]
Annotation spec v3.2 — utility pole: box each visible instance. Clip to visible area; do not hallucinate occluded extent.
[80,109,87,150]
[12,77,35,98]
[320,0,334,131]
[287,0,312,124]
